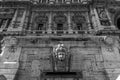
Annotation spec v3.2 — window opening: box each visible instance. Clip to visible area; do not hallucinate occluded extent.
[57,23,63,34]
[57,24,63,30]
[76,23,82,30]
[37,24,44,30]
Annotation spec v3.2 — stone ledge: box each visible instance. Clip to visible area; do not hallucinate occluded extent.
[0,62,19,69]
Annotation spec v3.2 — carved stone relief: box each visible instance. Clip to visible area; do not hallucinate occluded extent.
[54,14,67,23]
[96,7,111,26]
[53,12,67,30]
[72,14,86,23]
[35,15,48,23]
[33,12,48,30]
[71,12,87,30]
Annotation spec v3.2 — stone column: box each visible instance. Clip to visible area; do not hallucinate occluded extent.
[47,12,52,33]
[68,12,73,33]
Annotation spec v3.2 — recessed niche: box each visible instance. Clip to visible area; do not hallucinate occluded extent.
[117,17,120,30]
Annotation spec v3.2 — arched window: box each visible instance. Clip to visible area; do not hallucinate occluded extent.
[114,12,120,30]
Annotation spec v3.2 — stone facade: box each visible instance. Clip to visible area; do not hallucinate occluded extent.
[0,0,120,80]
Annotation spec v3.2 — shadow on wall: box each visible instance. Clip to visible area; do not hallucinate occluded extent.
[103,70,110,80]
[0,75,7,80]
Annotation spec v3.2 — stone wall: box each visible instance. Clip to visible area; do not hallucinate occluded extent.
[13,40,111,80]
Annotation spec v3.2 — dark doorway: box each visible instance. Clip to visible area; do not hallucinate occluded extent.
[57,24,63,34]
[117,18,120,30]
[57,24,63,30]
[37,24,44,30]
[77,23,82,30]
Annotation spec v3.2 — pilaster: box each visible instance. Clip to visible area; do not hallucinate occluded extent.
[20,10,27,31]
[68,12,73,33]
[47,12,52,33]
